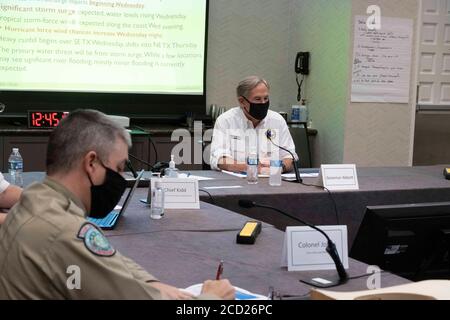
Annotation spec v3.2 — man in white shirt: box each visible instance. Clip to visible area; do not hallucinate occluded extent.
[0,173,22,225]
[210,76,298,173]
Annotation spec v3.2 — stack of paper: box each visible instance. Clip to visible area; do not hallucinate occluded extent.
[311,280,450,300]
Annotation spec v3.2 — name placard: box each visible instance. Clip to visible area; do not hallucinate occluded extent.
[150,178,200,209]
[281,225,349,272]
[318,164,359,191]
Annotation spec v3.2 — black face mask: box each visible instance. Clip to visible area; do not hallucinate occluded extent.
[243,96,270,120]
[88,163,127,218]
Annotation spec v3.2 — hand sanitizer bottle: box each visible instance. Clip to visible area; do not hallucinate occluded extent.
[165,155,179,178]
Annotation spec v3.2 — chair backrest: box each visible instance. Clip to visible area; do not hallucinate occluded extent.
[288,124,312,168]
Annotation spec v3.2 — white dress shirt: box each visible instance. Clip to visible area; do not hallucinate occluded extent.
[209,107,298,170]
[0,173,10,194]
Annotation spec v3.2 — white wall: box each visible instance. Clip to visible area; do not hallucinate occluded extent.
[206,0,293,112]
[289,0,352,165]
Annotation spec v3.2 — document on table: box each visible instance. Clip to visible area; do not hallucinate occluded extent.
[182,283,268,300]
[203,185,243,190]
[221,170,269,178]
[178,173,214,181]
[282,168,320,181]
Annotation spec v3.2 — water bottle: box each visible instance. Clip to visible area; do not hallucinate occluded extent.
[8,147,23,187]
[164,155,179,178]
[299,99,308,123]
[269,159,282,186]
[150,179,165,219]
[246,148,258,185]
[291,105,300,122]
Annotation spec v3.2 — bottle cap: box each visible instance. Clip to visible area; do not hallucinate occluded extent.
[169,155,175,169]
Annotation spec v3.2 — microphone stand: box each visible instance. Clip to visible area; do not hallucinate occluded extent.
[128,153,154,170]
[266,135,302,184]
[240,200,348,288]
[126,160,138,178]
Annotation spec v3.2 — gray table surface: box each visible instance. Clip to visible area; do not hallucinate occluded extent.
[15,165,450,247]
[193,166,450,246]
[10,171,412,298]
[106,196,409,298]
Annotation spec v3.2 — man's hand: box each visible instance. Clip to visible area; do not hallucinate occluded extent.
[0,185,22,209]
[150,282,194,300]
[258,158,270,175]
[282,158,294,173]
[0,213,7,225]
[201,279,235,300]
[217,156,247,173]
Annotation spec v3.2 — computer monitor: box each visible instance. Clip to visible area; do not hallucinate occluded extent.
[350,202,450,281]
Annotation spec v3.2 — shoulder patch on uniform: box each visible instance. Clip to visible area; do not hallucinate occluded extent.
[77,222,116,257]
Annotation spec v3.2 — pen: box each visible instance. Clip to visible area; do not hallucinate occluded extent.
[215,260,224,280]
[268,286,275,300]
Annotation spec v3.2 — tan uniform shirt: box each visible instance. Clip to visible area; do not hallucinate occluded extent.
[0,178,162,299]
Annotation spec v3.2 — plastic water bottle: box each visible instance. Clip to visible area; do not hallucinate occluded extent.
[247,148,258,185]
[150,179,165,219]
[269,159,282,186]
[164,155,179,178]
[291,105,300,122]
[8,148,23,187]
[299,99,308,123]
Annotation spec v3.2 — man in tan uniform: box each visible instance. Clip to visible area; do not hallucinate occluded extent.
[0,109,234,300]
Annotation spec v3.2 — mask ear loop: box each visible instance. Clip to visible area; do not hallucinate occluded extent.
[241,96,252,117]
[87,153,104,187]
[241,96,252,104]
[87,172,95,187]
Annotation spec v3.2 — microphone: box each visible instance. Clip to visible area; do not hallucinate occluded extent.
[238,199,348,288]
[126,159,138,178]
[265,129,302,183]
[128,153,171,175]
[128,153,154,170]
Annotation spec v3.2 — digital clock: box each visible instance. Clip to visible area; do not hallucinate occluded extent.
[28,111,69,129]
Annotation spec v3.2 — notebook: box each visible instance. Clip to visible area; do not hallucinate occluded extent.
[282,168,320,181]
[182,283,268,300]
[88,170,144,230]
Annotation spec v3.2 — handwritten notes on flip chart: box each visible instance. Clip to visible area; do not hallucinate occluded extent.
[351,16,413,103]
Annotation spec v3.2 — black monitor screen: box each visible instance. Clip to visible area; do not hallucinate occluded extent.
[350,202,450,281]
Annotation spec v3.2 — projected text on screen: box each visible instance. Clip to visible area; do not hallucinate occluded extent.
[0,0,206,95]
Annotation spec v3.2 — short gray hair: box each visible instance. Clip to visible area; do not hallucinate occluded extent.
[236,76,270,98]
[46,109,132,174]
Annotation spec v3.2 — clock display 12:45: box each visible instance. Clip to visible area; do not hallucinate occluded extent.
[28,111,69,128]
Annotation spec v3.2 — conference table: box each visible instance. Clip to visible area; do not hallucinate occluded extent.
[19,165,450,298]
[22,165,450,248]
[105,196,409,299]
[189,165,450,246]
[20,170,412,298]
